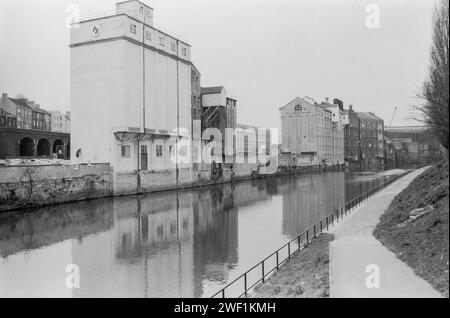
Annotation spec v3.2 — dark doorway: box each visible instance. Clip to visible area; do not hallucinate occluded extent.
[19,137,34,157]
[37,139,50,157]
[53,139,64,159]
[141,145,148,171]
[66,142,71,159]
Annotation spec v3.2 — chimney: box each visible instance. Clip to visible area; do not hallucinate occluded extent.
[333,98,344,110]
[1,93,6,108]
[349,104,353,111]
[325,97,329,104]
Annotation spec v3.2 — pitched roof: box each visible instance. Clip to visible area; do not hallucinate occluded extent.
[201,86,224,95]
[9,98,31,109]
[356,112,381,121]
[279,97,313,110]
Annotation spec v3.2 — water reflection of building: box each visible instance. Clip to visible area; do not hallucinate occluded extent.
[191,185,239,297]
[0,198,114,297]
[0,171,390,298]
[281,172,345,236]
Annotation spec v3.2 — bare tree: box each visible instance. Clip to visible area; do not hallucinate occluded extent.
[417,0,449,153]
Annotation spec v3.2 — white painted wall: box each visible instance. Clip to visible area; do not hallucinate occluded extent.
[202,91,226,107]
[71,12,192,173]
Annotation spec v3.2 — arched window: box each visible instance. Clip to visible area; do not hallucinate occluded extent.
[19,137,34,157]
[37,139,50,157]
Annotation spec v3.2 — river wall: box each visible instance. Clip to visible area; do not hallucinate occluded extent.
[0,161,343,212]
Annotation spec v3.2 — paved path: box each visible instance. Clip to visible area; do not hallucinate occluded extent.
[329,167,442,298]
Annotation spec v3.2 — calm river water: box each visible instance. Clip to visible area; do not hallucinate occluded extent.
[0,170,397,297]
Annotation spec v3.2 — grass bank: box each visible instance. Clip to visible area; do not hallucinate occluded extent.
[250,233,333,298]
[374,162,449,297]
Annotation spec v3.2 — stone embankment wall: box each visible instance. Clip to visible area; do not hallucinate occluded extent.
[0,157,343,212]
[0,164,112,212]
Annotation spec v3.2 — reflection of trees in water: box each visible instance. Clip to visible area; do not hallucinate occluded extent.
[192,185,239,297]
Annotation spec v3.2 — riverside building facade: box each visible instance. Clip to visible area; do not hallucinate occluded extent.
[70,0,194,193]
[280,97,346,167]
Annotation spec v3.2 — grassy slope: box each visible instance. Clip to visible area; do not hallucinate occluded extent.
[374,162,449,297]
[250,234,333,298]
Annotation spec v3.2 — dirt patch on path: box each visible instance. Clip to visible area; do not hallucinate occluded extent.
[250,234,333,298]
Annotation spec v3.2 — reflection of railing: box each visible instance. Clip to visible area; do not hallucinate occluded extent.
[211,171,409,298]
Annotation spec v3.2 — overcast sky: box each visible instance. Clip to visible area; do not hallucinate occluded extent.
[0,0,436,130]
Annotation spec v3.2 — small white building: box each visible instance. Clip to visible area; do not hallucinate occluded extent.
[49,110,71,133]
[70,0,193,193]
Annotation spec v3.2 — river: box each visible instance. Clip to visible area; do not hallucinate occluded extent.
[0,170,399,297]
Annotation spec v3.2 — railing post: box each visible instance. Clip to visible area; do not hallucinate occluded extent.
[288,242,291,259]
[326,217,329,230]
[276,251,279,269]
[320,220,323,234]
[222,289,225,298]
[306,230,309,246]
[298,235,301,250]
[262,261,265,283]
[244,273,248,295]
[313,224,316,238]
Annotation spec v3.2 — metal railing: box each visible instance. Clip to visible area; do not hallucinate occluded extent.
[210,172,409,298]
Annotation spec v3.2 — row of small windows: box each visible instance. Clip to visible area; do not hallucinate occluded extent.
[121,144,164,158]
[130,23,188,57]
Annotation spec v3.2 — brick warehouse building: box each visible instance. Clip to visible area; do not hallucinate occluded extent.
[0,127,70,159]
[1,93,70,160]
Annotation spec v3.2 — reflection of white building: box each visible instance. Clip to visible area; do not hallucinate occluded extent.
[70,1,192,177]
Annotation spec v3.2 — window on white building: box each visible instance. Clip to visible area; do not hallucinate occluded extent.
[130,23,137,34]
[181,47,187,56]
[171,42,176,51]
[156,145,163,157]
[159,37,165,46]
[145,31,152,41]
[121,145,130,158]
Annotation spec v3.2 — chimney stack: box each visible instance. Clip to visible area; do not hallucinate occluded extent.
[349,105,353,111]
[325,97,329,104]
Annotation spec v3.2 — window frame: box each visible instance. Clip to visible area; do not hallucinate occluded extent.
[130,23,137,34]
[121,145,131,158]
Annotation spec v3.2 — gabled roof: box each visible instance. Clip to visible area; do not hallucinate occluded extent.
[9,98,31,109]
[356,112,380,121]
[279,97,314,111]
[201,86,225,95]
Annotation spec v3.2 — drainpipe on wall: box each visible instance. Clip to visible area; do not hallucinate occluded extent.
[137,22,147,194]
[175,40,180,188]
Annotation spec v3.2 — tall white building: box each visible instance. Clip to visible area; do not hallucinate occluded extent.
[70,0,193,191]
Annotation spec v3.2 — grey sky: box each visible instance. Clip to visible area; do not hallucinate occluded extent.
[0,0,436,131]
